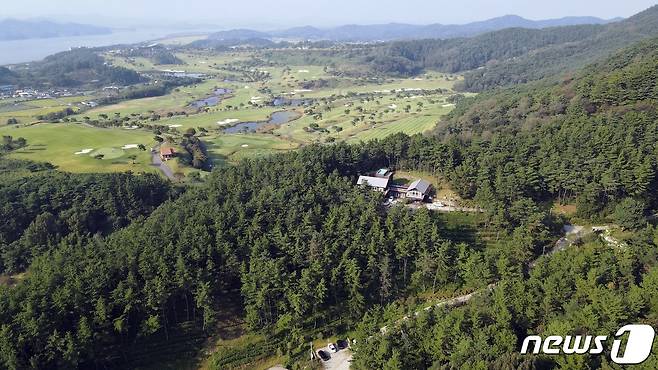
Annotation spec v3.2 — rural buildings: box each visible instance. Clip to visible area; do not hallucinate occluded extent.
[357,169,432,201]
[357,176,390,192]
[357,168,393,192]
[406,179,432,201]
[160,147,176,161]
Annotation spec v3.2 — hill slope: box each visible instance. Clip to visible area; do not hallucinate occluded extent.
[4,48,143,87]
[370,5,658,91]
[440,35,658,137]
[460,5,658,91]
[430,36,658,218]
[207,14,616,42]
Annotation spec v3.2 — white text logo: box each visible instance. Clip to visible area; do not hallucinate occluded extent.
[521,324,655,364]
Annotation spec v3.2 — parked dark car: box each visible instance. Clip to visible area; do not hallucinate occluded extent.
[318,350,331,361]
[337,339,349,350]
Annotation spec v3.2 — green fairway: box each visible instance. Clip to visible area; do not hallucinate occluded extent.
[346,113,443,142]
[205,133,300,166]
[0,123,157,173]
[0,97,88,125]
[0,48,464,175]
[78,79,221,117]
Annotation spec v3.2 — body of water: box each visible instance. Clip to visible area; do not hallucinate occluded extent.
[223,111,300,134]
[0,28,208,65]
[272,97,313,107]
[189,88,233,108]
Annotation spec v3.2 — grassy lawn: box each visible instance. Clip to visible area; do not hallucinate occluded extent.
[155,106,281,130]
[205,134,300,166]
[0,49,468,174]
[0,97,88,125]
[78,79,221,117]
[345,113,440,142]
[0,123,157,173]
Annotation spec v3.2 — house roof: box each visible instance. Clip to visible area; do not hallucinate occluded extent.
[160,147,175,156]
[357,175,389,188]
[376,168,391,177]
[408,179,431,193]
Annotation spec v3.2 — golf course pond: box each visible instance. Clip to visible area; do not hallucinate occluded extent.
[272,97,313,107]
[223,110,301,134]
[189,88,233,108]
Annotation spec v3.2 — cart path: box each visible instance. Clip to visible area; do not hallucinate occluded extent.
[151,147,175,181]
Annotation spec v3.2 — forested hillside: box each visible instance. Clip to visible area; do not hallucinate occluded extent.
[434,36,658,218]
[0,137,559,369]
[369,25,603,75]
[1,17,658,370]
[460,5,658,91]
[369,5,658,91]
[0,171,175,273]
[2,49,143,88]
[349,35,658,369]
[353,236,658,368]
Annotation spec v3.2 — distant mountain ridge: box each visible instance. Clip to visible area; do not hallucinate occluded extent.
[0,19,111,41]
[208,15,621,41]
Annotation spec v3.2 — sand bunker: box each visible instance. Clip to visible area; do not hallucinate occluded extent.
[168,124,182,128]
[294,89,313,93]
[297,69,309,73]
[241,144,249,148]
[74,148,94,155]
[442,103,456,108]
[217,118,239,126]
[122,144,139,149]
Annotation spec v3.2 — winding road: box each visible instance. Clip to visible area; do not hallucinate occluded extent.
[151,149,175,181]
[377,223,622,336]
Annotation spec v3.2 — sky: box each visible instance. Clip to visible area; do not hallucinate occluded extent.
[1,0,656,29]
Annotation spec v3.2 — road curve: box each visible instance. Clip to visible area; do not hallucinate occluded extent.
[151,148,176,181]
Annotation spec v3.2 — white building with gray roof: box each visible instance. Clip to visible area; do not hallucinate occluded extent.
[357,175,390,192]
[406,179,432,201]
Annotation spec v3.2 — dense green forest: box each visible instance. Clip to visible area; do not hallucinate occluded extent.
[345,33,658,370]
[0,172,175,273]
[0,139,559,368]
[369,25,603,75]
[1,12,658,370]
[431,36,658,219]
[352,235,658,368]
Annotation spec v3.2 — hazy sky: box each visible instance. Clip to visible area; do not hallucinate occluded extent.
[1,0,656,29]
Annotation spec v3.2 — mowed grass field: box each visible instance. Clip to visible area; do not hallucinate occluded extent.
[0,123,157,173]
[205,134,300,166]
[0,48,466,176]
[345,113,441,142]
[77,79,221,117]
[0,97,89,125]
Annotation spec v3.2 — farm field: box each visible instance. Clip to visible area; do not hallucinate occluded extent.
[0,123,157,173]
